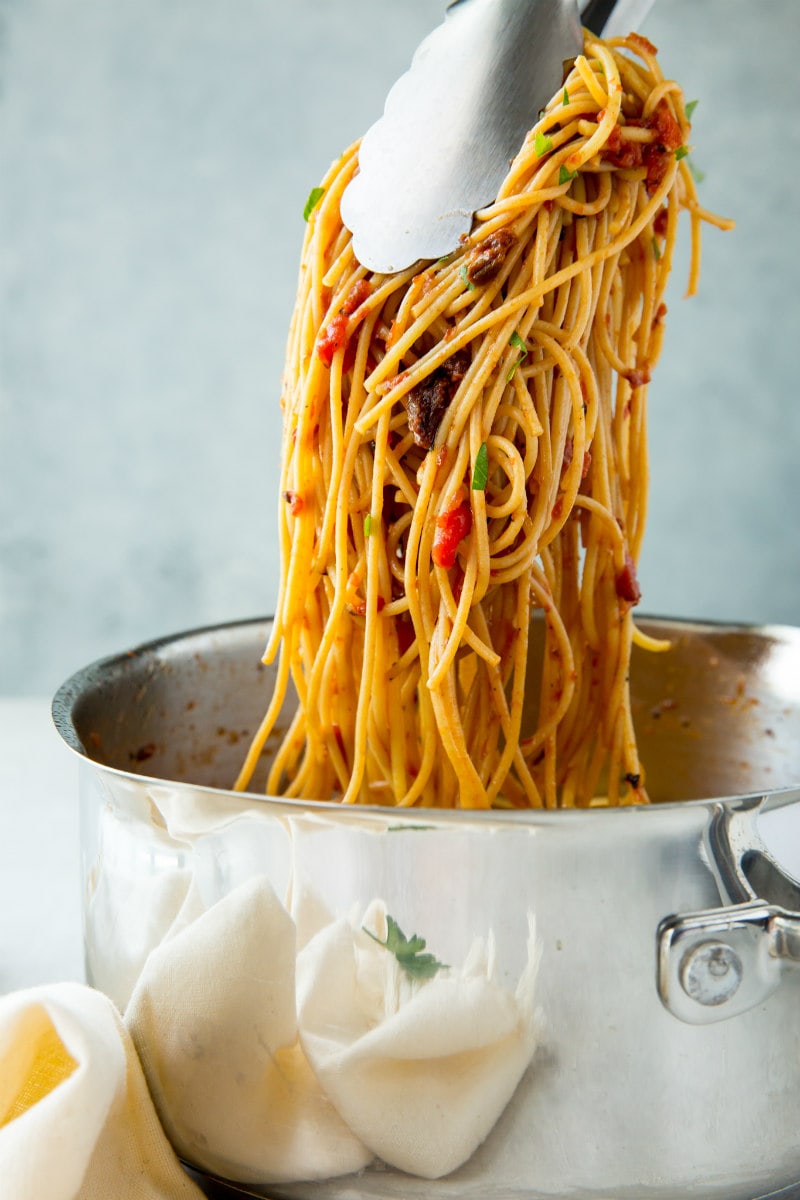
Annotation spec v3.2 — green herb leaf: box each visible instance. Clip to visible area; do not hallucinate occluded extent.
[364,915,447,980]
[534,131,553,158]
[675,145,689,161]
[459,262,476,291]
[506,330,528,381]
[303,186,325,221]
[363,513,373,536]
[685,98,698,120]
[562,87,570,107]
[652,235,661,260]
[558,164,577,185]
[472,442,489,491]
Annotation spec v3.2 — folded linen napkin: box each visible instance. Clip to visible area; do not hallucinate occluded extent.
[297,899,540,1180]
[125,876,372,1184]
[0,982,203,1200]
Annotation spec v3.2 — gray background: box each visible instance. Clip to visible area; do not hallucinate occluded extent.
[1,0,798,697]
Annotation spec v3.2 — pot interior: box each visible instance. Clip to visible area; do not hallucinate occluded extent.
[53,616,800,806]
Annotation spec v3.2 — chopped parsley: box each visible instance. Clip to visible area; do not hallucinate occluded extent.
[685,98,699,120]
[652,235,661,260]
[562,87,570,106]
[534,131,553,157]
[675,145,689,161]
[303,186,325,221]
[363,513,374,536]
[506,330,528,380]
[558,164,578,185]
[459,262,476,291]
[364,915,447,980]
[472,442,489,491]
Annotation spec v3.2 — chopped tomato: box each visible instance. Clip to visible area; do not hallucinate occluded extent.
[317,313,348,368]
[432,500,472,569]
[340,278,372,317]
[317,280,373,368]
[281,489,304,516]
[616,555,642,605]
[624,363,651,389]
[629,32,658,56]
[601,99,683,194]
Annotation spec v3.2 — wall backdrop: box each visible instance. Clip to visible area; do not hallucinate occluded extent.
[1,0,798,695]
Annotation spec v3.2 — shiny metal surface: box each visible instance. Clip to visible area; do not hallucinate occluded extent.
[53,617,800,1200]
[340,0,655,273]
[657,798,800,1024]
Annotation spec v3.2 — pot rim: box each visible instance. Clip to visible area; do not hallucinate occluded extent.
[51,613,800,827]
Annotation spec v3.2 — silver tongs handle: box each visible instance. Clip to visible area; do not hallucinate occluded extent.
[340,0,656,274]
[583,0,656,39]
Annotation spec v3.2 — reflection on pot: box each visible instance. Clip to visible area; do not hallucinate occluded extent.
[90,785,541,1185]
[56,617,800,1200]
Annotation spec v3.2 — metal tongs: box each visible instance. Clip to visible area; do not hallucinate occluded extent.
[341,0,656,274]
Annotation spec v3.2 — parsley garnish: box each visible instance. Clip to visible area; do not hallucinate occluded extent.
[558,164,577,185]
[363,513,374,536]
[562,87,570,106]
[472,442,489,490]
[364,915,447,980]
[459,262,476,291]
[303,186,325,221]
[534,131,553,158]
[675,145,689,161]
[685,98,699,121]
[652,235,661,260]
[506,330,528,380]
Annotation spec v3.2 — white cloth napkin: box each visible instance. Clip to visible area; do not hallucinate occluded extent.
[297,899,540,1179]
[125,874,539,1185]
[0,982,203,1200]
[125,876,372,1185]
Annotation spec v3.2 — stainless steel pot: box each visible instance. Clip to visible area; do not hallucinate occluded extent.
[52,616,800,1200]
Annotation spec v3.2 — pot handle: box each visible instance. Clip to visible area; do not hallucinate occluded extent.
[657,791,800,1025]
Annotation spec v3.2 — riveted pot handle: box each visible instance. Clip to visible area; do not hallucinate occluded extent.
[657,791,800,1025]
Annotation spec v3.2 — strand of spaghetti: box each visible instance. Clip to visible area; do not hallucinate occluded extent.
[313,309,382,574]
[395,683,440,807]
[427,557,489,691]
[239,34,732,810]
[341,407,391,803]
[233,632,294,791]
[483,578,537,805]
[520,570,577,759]
[427,614,488,808]
[357,169,676,430]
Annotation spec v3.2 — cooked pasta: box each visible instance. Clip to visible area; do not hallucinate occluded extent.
[235,31,732,809]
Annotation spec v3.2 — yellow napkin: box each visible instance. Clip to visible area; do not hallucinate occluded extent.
[0,982,203,1200]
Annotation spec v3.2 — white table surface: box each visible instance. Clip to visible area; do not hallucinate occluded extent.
[0,698,84,995]
[2,697,800,1002]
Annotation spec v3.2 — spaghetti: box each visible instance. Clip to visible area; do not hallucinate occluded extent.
[236,31,732,809]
